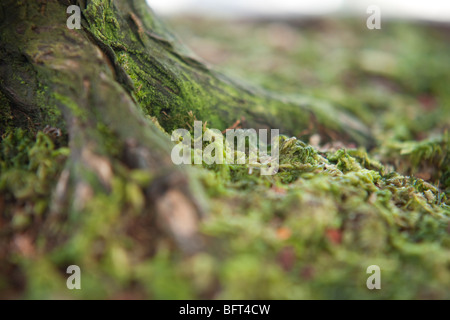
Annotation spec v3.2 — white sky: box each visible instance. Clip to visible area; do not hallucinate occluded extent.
[146,0,450,22]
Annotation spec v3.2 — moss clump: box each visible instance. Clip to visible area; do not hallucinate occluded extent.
[378,134,450,192]
[0,128,69,219]
[198,140,449,299]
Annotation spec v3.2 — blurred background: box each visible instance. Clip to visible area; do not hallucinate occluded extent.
[148,0,450,22]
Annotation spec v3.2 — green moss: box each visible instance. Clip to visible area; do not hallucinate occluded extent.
[378,134,449,191]
[1,3,450,299]
[0,128,69,219]
[53,93,86,120]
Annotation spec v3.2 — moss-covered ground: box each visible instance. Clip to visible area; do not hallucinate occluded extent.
[0,17,449,299]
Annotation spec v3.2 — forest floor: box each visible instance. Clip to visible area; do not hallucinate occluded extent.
[0,17,449,299]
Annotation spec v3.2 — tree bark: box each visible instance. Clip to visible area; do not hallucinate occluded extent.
[0,0,372,253]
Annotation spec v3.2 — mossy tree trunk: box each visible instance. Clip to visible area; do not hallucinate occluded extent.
[0,0,372,254]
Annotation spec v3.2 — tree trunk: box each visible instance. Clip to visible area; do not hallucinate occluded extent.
[0,0,372,254]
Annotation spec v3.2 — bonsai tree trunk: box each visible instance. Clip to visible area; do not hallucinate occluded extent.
[0,0,372,253]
